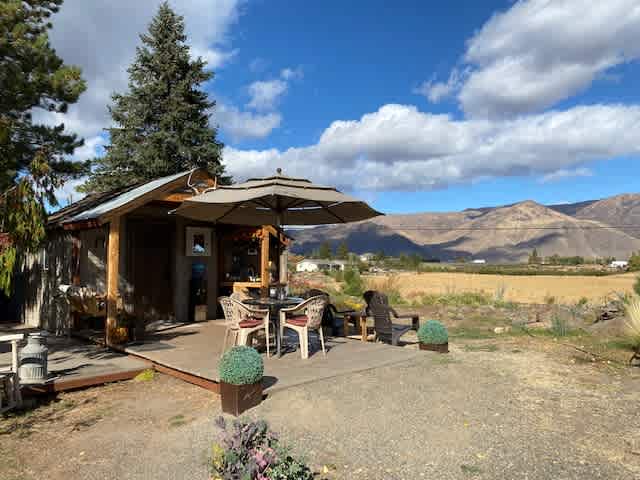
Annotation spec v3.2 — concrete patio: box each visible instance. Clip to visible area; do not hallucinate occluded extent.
[121,320,424,393]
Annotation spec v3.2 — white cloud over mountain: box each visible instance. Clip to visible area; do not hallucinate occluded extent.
[224,103,640,190]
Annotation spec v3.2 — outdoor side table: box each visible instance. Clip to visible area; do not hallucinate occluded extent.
[243,297,303,357]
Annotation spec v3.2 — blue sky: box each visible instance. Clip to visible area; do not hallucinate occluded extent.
[46,0,640,213]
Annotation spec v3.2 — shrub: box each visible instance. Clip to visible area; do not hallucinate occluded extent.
[210,417,313,480]
[218,346,263,385]
[550,314,568,337]
[417,320,449,345]
[625,297,640,351]
[342,268,364,297]
[634,275,640,297]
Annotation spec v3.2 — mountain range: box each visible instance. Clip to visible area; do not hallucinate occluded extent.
[289,194,640,263]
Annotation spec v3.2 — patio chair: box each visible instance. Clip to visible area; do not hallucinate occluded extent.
[280,296,328,359]
[302,289,356,335]
[0,334,24,413]
[363,290,418,346]
[218,297,270,358]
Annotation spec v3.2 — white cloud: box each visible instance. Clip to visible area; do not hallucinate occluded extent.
[280,66,304,81]
[214,103,282,141]
[425,0,640,118]
[540,167,593,183]
[223,103,640,191]
[38,0,242,144]
[247,79,288,111]
[414,69,463,103]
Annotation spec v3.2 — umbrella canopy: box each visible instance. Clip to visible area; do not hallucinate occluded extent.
[175,169,383,226]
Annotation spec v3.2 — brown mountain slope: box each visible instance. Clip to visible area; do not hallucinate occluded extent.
[290,200,640,262]
[572,194,640,239]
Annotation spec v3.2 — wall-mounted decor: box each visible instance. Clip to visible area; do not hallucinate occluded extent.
[186,227,212,257]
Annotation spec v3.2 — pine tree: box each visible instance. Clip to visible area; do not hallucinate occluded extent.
[81,2,224,193]
[336,241,349,260]
[318,242,332,259]
[1,0,86,294]
[528,248,541,265]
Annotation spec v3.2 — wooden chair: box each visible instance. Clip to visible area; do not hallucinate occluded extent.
[280,296,328,359]
[0,333,24,413]
[218,297,270,358]
[363,290,419,346]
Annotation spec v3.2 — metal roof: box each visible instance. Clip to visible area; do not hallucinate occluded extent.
[61,170,192,224]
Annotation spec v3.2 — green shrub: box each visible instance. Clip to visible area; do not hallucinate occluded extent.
[417,320,449,345]
[634,275,640,297]
[342,268,364,297]
[550,314,568,337]
[218,346,263,385]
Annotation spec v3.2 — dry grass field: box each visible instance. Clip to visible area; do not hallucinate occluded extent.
[366,271,638,305]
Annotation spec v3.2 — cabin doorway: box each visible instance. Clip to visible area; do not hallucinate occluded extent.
[129,220,174,321]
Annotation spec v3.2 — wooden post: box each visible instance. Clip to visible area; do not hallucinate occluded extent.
[70,232,81,331]
[260,226,270,296]
[106,216,121,347]
[361,316,368,342]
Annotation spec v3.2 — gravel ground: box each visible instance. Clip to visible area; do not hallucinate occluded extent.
[1,338,639,480]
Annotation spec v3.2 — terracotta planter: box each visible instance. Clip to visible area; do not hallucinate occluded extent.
[419,342,449,353]
[220,380,263,416]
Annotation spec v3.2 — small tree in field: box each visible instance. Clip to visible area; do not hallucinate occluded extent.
[528,248,541,264]
[629,251,640,272]
[318,241,332,259]
[336,241,349,260]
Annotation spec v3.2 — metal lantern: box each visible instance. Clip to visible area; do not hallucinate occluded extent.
[19,333,48,384]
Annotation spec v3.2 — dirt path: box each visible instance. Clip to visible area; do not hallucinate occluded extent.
[1,339,639,479]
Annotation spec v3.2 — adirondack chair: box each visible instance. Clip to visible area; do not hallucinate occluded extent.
[302,289,356,335]
[0,333,24,413]
[363,291,419,346]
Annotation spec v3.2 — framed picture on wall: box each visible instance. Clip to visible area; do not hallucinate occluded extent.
[186,227,212,257]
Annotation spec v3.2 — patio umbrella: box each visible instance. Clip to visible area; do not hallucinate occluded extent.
[175,169,383,226]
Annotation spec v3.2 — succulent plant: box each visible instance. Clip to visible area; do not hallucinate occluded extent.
[219,346,264,385]
[417,320,448,345]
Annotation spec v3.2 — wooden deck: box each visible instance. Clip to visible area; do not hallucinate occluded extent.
[118,320,424,394]
[0,326,149,394]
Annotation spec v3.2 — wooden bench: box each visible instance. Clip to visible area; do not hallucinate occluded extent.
[0,333,24,413]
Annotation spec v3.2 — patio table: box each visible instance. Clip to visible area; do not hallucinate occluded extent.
[243,297,303,357]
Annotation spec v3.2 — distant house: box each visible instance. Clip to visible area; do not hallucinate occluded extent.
[609,260,629,270]
[359,253,375,262]
[296,259,347,272]
[471,259,487,264]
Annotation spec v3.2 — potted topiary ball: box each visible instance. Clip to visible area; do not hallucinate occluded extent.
[418,320,449,353]
[218,346,264,416]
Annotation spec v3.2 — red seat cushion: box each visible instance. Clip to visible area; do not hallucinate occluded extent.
[286,315,308,327]
[239,317,264,328]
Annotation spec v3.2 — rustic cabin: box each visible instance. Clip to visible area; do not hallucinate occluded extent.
[5,169,289,343]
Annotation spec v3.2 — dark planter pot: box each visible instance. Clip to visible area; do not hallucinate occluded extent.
[419,342,449,353]
[220,380,263,416]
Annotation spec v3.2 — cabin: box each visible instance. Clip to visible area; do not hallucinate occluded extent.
[5,170,289,343]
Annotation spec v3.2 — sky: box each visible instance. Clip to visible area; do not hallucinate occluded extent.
[42,0,640,213]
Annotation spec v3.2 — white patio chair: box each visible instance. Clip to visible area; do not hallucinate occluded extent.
[218,297,270,358]
[280,296,328,359]
[0,333,24,413]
